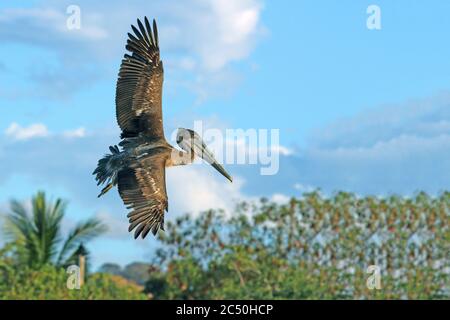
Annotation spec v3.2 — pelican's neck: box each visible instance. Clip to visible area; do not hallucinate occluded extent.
[166,147,195,167]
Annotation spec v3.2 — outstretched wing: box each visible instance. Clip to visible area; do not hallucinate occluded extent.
[116,17,164,140]
[117,154,168,239]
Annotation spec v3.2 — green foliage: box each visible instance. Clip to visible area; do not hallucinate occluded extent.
[0,264,147,300]
[2,191,107,268]
[1,191,448,300]
[145,192,449,299]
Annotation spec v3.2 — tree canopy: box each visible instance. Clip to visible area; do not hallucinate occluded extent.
[1,191,448,299]
[2,191,107,268]
[144,192,449,299]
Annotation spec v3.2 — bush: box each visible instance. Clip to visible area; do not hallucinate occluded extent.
[0,264,147,300]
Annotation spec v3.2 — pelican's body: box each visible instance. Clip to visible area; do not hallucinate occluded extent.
[93,17,232,239]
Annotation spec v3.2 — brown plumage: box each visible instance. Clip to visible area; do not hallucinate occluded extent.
[118,151,168,238]
[94,17,233,240]
[116,18,164,140]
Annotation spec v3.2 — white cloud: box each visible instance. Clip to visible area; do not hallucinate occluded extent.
[225,138,293,158]
[270,193,290,204]
[309,91,450,150]
[94,210,128,239]
[276,92,450,195]
[63,127,86,138]
[266,145,292,156]
[0,0,265,100]
[5,122,49,140]
[191,0,263,71]
[4,123,88,140]
[166,165,245,217]
[293,183,315,193]
[0,7,108,42]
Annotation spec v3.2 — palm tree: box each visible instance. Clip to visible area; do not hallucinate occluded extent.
[3,191,107,268]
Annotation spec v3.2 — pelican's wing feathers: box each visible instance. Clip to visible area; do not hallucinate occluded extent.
[116,17,164,140]
[117,151,168,238]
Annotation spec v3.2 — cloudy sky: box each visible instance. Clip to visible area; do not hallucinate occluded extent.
[1,0,450,268]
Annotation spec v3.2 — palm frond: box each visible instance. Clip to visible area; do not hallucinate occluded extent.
[3,191,107,268]
[57,218,107,266]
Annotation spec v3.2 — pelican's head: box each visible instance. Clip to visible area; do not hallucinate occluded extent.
[176,128,233,183]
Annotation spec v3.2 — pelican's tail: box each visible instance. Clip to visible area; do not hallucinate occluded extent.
[93,145,124,197]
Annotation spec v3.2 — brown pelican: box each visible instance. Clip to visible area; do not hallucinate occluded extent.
[93,17,232,239]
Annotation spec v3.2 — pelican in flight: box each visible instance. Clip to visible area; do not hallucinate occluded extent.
[93,17,232,239]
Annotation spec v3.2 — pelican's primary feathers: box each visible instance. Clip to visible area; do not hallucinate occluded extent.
[93,17,232,239]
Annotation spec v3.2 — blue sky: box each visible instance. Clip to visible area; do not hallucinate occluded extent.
[1,0,450,268]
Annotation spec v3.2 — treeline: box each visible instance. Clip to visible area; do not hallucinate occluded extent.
[0,192,146,299]
[1,191,449,299]
[142,192,449,299]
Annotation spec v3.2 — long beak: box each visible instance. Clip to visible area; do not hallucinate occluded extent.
[192,136,233,183]
[210,161,233,183]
